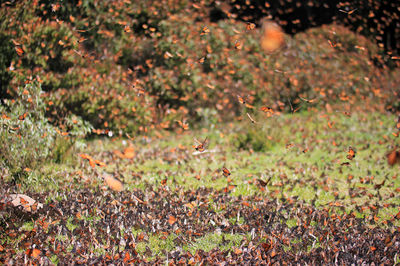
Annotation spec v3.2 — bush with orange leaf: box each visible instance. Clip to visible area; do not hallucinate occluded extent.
[0,81,91,182]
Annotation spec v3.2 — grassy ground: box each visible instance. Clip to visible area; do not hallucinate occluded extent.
[1,102,399,264]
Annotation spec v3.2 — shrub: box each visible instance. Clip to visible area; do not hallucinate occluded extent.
[0,80,92,181]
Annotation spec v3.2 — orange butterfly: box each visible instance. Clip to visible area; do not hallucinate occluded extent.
[103,173,124,192]
[260,20,285,53]
[260,106,273,113]
[237,94,254,109]
[200,26,210,35]
[176,118,189,130]
[387,148,399,166]
[18,112,28,121]
[15,46,24,56]
[328,40,338,48]
[222,167,231,177]
[346,146,356,160]
[299,96,317,103]
[234,40,243,50]
[237,94,247,105]
[246,22,256,31]
[194,137,208,152]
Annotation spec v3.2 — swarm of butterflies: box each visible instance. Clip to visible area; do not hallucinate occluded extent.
[77,21,399,192]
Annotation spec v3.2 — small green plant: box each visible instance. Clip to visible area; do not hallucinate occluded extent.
[0,81,57,181]
[231,126,273,152]
[0,80,92,181]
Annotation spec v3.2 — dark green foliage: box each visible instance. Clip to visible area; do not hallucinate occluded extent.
[0,33,16,101]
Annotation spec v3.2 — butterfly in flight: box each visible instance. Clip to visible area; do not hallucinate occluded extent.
[299,96,317,103]
[260,20,285,53]
[237,94,254,109]
[200,26,210,35]
[18,112,28,121]
[246,112,257,124]
[222,167,231,177]
[346,146,356,160]
[176,118,189,130]
[234,40,243,50]
[246,22,256,31]
[387,148,399,166]
[194,137,208,152]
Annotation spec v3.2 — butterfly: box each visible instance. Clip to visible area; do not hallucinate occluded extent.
[260,106,274,113]
[346,146,356,160]
[246,112,257,124]
[328,40,338,48]
[237,94,254,109]
[339,8,357,15]
[234,40,243,50]
[18,112,28,121]
[200,26,210,35]
[222,167,231,177]
[299,96,317,103]
[257,176,271,187]
[193,137,208,152]
[176,118,189,130]
[387,148,399,166]
[260,20,285,53]
[237,94,247,105]
[103,173,124,192]
[15,46,24,56]
[246,22,256,31]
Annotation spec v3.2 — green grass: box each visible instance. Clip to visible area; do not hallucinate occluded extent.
[3,106,399,262]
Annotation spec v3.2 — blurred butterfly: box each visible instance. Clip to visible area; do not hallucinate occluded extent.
[194,137,208,152]
[387,148,399,166]
[222,167,231,177]
[176,118,189,130]
[260,20,285,53]
[339,8,357,15]
[246,112,257,124]
[234,40,243,50]
[103,173,124,192]
[237,94,247,105]
[346,146,356,160]
[336,110,351,117]
[260,106,273,113]
[328,40,338,48]
[246,22,256,31]
[18,112,28,121]
[299,96,317,103]
[237,94,254,109]
[257,176,271,187]
[15,46,24,56]
[200,26,210,35]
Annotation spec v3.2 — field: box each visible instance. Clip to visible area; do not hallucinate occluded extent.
[1,0,400,265]
[2,102,400,264]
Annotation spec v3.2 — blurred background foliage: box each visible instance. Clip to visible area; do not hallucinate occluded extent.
[0,0,399,136]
